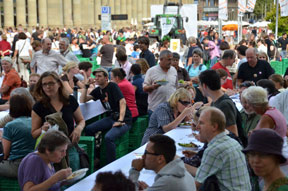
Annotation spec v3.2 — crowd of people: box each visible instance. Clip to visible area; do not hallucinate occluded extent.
[0,24,287,191]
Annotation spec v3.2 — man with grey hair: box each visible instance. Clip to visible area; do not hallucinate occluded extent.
[30,38,67,74]
[237,48,274,86]
[59,37,79,63]
[211,49,236,90]
[143,50,177,116]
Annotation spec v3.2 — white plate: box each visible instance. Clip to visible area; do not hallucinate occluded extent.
[63,168,89,184]
[155,81,169,85]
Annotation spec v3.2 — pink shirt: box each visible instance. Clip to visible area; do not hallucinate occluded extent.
[256,107,287,137]
[118,79,139,118]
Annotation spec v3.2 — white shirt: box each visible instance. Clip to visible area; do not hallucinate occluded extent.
[15,39,32,57]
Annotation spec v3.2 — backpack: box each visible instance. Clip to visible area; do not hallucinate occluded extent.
[222,96,247,147]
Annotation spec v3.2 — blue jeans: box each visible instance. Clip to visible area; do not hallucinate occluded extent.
[281,50,287,59]
[85,116,131,163]
[102,66,113,79]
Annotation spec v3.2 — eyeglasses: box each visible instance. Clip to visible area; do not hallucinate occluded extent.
[42,81,57,87]
[144,150,160,156]
[179,100,191,106]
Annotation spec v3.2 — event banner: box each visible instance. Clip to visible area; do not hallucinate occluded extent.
[280,0,288,17]
[238,0,246,16]
[246,0,256,12]
[219,0,228,20]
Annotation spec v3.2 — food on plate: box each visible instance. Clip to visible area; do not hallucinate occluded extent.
[156,79,168,82]
[178,80,185,84]
[66,171,81,180]
[178,142,199,148]
[179,122,192,126]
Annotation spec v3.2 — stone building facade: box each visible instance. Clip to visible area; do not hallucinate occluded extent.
[0,0,195,29]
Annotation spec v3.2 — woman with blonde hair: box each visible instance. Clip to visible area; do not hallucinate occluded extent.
[269,74,287,92]
[135,58,149,78]
[61,61,85,94]
[141,88,196,145]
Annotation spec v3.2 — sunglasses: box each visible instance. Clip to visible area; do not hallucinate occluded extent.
[144,150,160,156]
[179,100,191,106]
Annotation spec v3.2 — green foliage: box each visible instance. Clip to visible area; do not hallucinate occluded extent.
[254,0,274,19]
[265,5,288,36]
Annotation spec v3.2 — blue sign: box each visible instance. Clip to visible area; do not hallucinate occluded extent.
[101,6,110,14]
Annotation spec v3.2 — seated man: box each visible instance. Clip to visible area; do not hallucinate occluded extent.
[195,107,251,191]
[80,68,132,163]
[129,134,196,191]
[0,57,21,105]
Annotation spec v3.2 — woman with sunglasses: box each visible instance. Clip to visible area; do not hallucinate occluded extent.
[141,88,197,145]
[31,71,85,171]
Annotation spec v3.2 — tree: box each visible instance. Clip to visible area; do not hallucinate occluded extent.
[254,0,274,20]
[265,5,288,36]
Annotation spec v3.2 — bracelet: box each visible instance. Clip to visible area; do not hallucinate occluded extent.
[85,84,89,89]
[118,120,124,123]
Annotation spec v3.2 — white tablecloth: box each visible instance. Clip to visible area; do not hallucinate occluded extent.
[65,127,203,191]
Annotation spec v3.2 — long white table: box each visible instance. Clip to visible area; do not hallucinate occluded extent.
[65,127,203,191]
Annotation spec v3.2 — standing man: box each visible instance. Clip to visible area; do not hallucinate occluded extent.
[80,68,132,163]
[278,33,288,59]
[211,49,236,90]
[194,107,251,191]
[237,48,274,86]
[129,134,196,191]
[139,36,156,67]
[97,35,114,73]
[30,38,67,75]
[59,37,79,63]
[143,50,177,116]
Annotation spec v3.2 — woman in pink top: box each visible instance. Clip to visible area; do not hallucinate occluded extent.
[242,86,287,137]
[242,86,288,162]
[111,68,139,121]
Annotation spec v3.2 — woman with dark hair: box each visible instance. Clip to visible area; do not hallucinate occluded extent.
[111,68,138,121]
[0,88,35,178]
[257,79,280,101]
[18,130,72,191]
[31,71,85,171]
[130,64,148,116]
[13,32,32,82]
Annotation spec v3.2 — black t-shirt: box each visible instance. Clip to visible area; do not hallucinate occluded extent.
[79,43,92,58]
[61,74,79,87]
[211,94,237,127]
[33,95,79,136]
[140,49,156,67]
[278,37,288,50]
[237,60,275,84]
[90,82,132,124]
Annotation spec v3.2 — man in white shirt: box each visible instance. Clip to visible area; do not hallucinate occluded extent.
[30,38,67,75]
[143,50,177,116]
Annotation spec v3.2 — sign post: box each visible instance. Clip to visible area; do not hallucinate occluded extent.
[101,6,111,31]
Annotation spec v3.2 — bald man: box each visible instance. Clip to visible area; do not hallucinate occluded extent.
[237,48,274,87]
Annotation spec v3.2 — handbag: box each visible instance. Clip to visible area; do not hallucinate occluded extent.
[75,144,90,169]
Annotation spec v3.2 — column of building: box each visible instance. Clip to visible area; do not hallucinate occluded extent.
[73,0,82,27]
[3,0,14,28]
[127,0,132,27]
[63,0,73,27]
[47,0,64,28]
[121,0,127,27]
[95,0,101,27]
[28,0,37,28]
[16,0,26,27]
[38,0,48,27]
[137,0,143,29]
